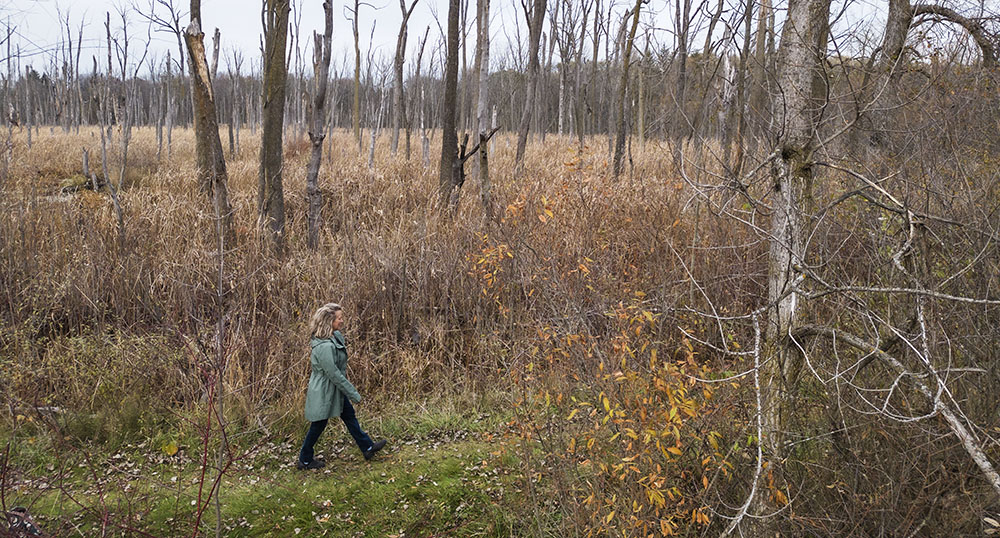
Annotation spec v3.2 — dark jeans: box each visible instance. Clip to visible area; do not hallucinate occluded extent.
[299,396,374,464]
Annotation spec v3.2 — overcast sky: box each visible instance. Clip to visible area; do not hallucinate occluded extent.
[4,0,900,78]
[3,0,707,75]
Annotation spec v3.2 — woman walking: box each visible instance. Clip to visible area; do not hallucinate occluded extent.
[298,303,386,469]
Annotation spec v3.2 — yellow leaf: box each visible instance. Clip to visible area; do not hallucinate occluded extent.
[567,409,579,420]
[667,446,683,456]
[773,489,788,506]
[605,511,615,524]
[702,475,709,489]
[162,441,179,457]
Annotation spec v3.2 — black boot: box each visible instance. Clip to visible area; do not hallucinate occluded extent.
[296,458,326,470]
[363,440,387,461]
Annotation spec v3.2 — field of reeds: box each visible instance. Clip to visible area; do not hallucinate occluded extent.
[1,124,735,406]
[2,116,999,536]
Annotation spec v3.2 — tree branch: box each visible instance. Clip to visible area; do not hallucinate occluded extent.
[912,4,997,67]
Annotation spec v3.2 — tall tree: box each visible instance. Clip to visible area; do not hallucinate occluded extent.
[513,0,548,167]
[183,0,232,237]
[862,0,996,146]
[140,0,190,127]
[226,49,243,157]
[259,0,291,254]
[438,0,461,207]
[475,0,492,217]
[742,0,832,533]
[413,26,431,164]
[573,0,593,153]
[348,0,364,153]
[727,0,755,174]
[611,0,643,179]
[392,0,420,155]
[672,0,692,141]
[306,1,333,250]
[749,0,772,134]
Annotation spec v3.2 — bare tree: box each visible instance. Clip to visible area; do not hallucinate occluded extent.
[210,27,220,80]
[184,0,233,238]
[306,1,333,250]
[861,0,997,146]
[346,0,370,154]
[514,0,548,167]
[748,0,772,136]
[610,0,643,179]
[260,0,291,254]
[731,0,834,533]
[474,0,492,217]
[226,49,244,157]
[137,0,190,127]
[165,50,175,158]
[413,26,431,165]
[672,0,692,143]
[392,0,420,156]
[573,0,593,154]
[97,13,124,242]
[727,0,755,173]
[439,0,461,207]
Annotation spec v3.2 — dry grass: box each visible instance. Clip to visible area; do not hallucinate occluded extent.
[1,126,739,416]
[5,99,999,535]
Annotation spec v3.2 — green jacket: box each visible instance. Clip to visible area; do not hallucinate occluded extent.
[304,331,362,422]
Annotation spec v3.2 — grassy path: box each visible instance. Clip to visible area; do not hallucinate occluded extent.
[5,398,540,537]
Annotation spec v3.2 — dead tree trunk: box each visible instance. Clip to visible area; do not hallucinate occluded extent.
[574,0,593,155]
[749,0,772,136]
[748,0,832,534]
[226,51,243,157]
[475,0,492,218]
[438,0,462,208]
[673,0,692,143]
[306,1,333,250]
[611,0,643,179]
[413,26,430,163]
[184,2,233,240]
[259,0,291,254]
[864,0,995,146]
[727,0,755,174]
[166,50,174,159]
[392,0,420,155]
[513,0,548,168]
[350,0,363,154]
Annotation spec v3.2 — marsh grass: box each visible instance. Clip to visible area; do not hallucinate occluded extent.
[7,109,996,535]
[2,125,733,417]
[0,123,767,535]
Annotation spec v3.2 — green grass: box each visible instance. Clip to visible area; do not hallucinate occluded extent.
[1,390,546,537]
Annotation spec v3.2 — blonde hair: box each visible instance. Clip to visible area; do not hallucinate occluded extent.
[308,302,342,339]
